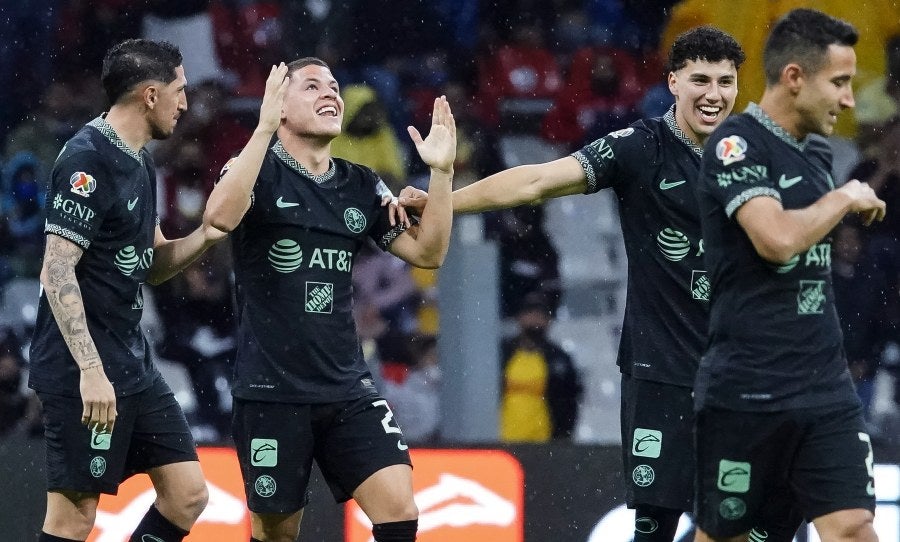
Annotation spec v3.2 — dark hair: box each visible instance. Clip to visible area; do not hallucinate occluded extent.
[101,39,183,104]
[666,26,745,74]
[763,9,858,85]
[286,57,330,77]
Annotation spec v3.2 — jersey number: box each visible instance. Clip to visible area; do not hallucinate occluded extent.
[372,399,408,450]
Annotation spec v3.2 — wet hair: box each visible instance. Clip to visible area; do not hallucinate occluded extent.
[101,39,183,104]
[763,9,858,85]
[286,57,331,77]
[666,26,745,74]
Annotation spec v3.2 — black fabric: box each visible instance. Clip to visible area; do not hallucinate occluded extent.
[39,533,82,542]
[632,504,681,542]
[571,107,709,387]
[129,504,189,542]
[372,519,418,542]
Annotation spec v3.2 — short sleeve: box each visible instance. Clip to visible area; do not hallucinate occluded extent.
[44,151,116,249]
[570,126,656,194]
[701,132,780,218]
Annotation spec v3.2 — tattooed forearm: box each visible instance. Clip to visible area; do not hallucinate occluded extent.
[41,235,101,370]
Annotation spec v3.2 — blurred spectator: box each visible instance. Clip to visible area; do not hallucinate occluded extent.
[848,118,900,255]
[352,241,421,337]
[331,84,407,192]
[152,246,236,442]
[0,328,39,436]
[380,333,441,444]
[476,17,563,129]
[833,222,885,420]
[485,204,562,317]
[541,46,643,148]
[54,0,142,84]
[3,81,85,177]
[499,292,582,442]
[142,0,225,86]
[2,153,45,276]
[855,35,900,146]
[210,1,281,96]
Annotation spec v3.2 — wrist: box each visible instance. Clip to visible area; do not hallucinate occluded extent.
[430,166,454,177]
[80,361,103,372]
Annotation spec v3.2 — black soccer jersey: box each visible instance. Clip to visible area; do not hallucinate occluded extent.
[229,140,407,403]
[571,106,709,387]
[694,103,859,412]
[29,116,160,397]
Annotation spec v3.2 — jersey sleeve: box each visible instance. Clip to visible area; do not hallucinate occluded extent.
[44,151,116,249]
[570,126,656,194]
[365,172,407,250]
[700,131,780,218]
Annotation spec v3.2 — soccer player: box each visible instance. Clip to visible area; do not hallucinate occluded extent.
[203,58,455,542]
[29,39,227,542]
[426,27,801,542]
[693,9,886,542]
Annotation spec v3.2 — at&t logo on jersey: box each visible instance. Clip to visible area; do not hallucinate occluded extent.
[114,246,154,276]
[715,135,748,166]
[70,171,97,197]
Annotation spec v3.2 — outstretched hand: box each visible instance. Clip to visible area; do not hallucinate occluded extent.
[407,96,456,174]
[258,63,290,134]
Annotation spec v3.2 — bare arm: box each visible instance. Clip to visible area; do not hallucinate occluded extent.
[204,63,289,232]
[735,180,886,264]
[387,97,456,269]
[147,223,226,285]
[452,156,588,214]
[40,234,116,432]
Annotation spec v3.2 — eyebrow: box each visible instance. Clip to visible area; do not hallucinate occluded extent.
[300,76,339,87]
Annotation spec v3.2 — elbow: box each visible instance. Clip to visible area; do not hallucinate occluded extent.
[203,209,238,234]
[753,236,797,265]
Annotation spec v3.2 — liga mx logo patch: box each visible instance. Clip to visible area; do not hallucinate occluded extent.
[716,135,747,166]
[70,172,97,197]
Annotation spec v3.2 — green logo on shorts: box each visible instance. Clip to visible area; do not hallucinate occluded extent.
[89,456,107,478]
[91,428,111,450]
[251,438,278,467]
[632,428,662,458]
[717,459,751,493]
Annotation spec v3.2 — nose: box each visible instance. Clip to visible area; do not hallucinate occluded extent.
[705,82,722,102]
[840,87,855,109]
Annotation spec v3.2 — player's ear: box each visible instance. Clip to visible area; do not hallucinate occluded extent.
[667,71,678,96]
[142,84,158,109]
[782,63,804,94]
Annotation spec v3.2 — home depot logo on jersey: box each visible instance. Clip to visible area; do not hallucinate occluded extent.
[345,449,524,542]
[87,448,250,542]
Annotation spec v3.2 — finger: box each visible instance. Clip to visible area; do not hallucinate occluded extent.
[432,97,441,126]
[407,126,423,146]
[397,203,410,227]
[82,401,92,426]
[105,403,117,434]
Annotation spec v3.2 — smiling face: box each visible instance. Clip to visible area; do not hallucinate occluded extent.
[794,44,856,137]
[668,59,738,145]
[147,65,187,140]
[280,64,344,141]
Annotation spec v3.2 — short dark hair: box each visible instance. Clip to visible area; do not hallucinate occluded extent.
[286,57,330,77]
[101,39,183,104]
[763,9,858,85]
[666,26,745,74]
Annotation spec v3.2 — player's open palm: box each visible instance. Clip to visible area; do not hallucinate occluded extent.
[408,96,456,174]
[80,366,117,433]
[840,179,887,225]
[258,63,289,134]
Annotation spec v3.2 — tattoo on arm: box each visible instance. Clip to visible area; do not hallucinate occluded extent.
[42,235,101,367]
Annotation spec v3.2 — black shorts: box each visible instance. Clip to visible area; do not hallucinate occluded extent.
[620,375,694,511]
[38,374,197,495]
[695,402,876,538]
[232,394,412,514]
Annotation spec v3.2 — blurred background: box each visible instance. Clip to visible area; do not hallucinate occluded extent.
[0,1,899,540]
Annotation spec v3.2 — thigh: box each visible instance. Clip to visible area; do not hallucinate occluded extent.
[124,376,198,477]
[38,391,140,495]
[791,403,876,520]
[620,375,694,511]
[694,407,799,539]
[232,399,315,514]
[315,395,412,503]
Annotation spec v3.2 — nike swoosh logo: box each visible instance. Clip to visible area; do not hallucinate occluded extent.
[659,179,686,190]
[127,197,139,210]
[276,197,300,208]
[778,174,803,189]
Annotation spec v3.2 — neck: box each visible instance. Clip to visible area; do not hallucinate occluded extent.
[277,128,333,174]
[758,87,805,140]
[104,104,152,151]
[673,109,705,147]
